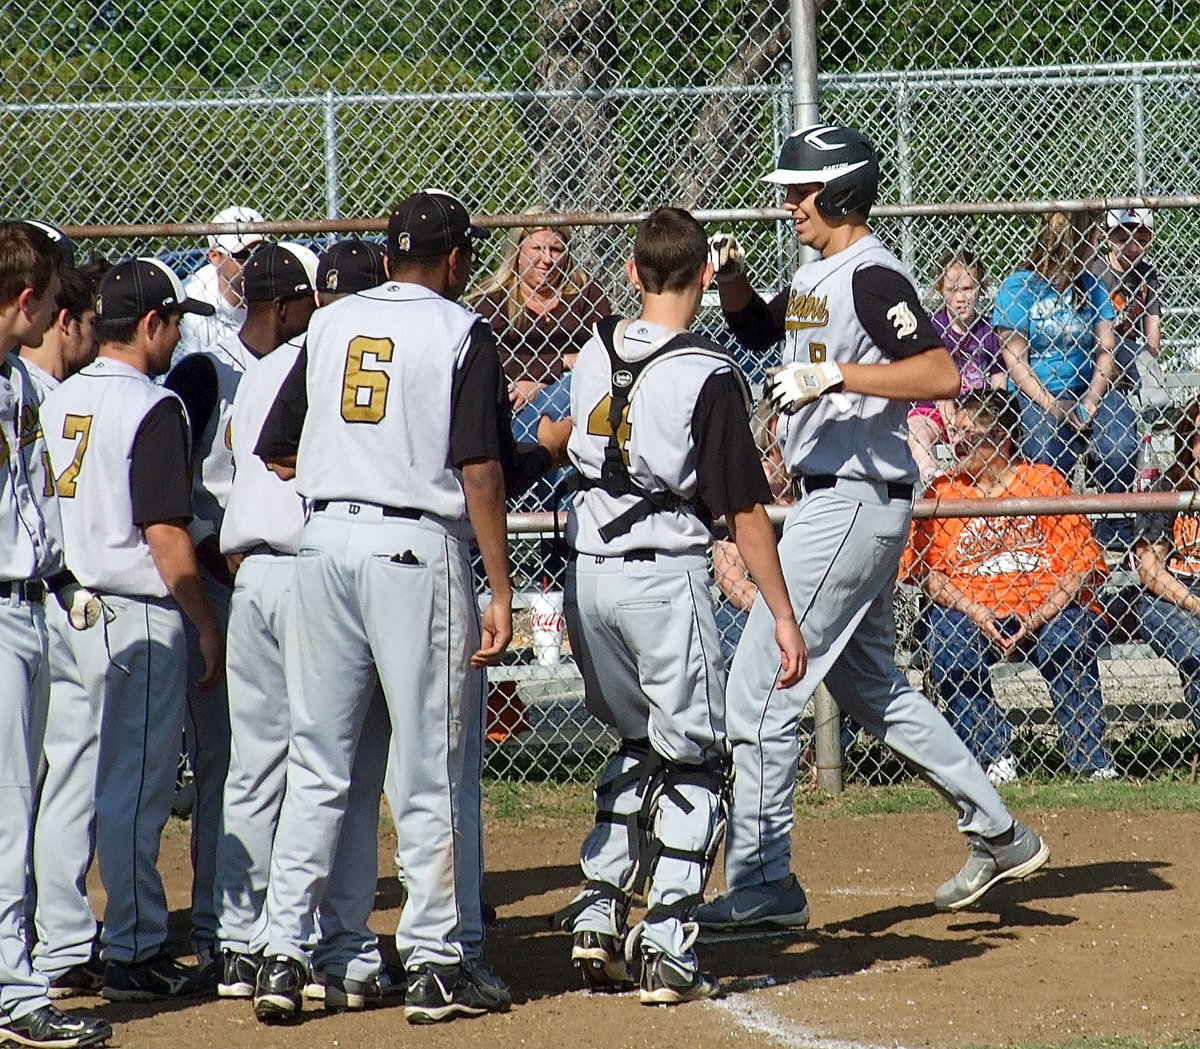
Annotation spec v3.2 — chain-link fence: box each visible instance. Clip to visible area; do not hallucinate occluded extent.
[7,0,1200,784]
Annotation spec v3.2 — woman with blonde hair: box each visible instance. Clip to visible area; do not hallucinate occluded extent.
[468,208,610,410]
[993,210,1139,546]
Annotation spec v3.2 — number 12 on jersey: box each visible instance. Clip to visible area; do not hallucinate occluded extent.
[341,336,394,423]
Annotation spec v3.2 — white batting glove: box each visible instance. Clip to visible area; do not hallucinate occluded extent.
[767,362,845,415]
[55,583,115,630]
[708,232,745,284]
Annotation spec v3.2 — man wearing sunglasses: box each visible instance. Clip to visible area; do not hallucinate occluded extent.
[174,206,268,365]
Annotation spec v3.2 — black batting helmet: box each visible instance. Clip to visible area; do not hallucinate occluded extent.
[763,124,880,219]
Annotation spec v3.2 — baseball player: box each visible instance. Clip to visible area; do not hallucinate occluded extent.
[39,257,224,1000]
[0,220,112,1047]
[699,125,1049,925]
[18,266,99,398]
[558,207,805,1004]
[214,238,393,1009]
[174,205,267,364]
[165,241,319,972]
[251,190,550,1025]
[19,261,109,1000]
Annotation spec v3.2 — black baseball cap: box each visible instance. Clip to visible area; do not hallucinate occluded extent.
[387,189,488,259]
[317,239,388,294]
[96,258,215,321]
[243,242,319,302]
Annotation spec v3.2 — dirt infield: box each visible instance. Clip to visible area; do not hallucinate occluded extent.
[78,798,1200,1049]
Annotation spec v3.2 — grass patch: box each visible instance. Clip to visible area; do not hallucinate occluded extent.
[481,777,1200,825]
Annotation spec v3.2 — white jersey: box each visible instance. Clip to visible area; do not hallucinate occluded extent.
[221,338,306,555]
[776,235,921,485]
[20,358,60,401]
[181,334,251,531]
[567,318,743,557]
[41,358,186,598]
[0,354,66,581]
[294,282,478,519]
[174,264,246,365]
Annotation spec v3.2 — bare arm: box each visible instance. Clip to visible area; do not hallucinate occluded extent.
[1021,568,1093,634]
[1136,539,1200,615]
[838,345,960,401]
[925,568,1006,648]
[264,455,297,481]
[1082,319,1115,413]
[999,328,1062,418]
[1144,312,1162,357]
[462,458,513,666]
[712,538,759,612]
[145,519,224,690]
[726,504,807,688]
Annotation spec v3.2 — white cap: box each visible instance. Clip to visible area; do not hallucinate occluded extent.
[208,206,267,255]
[1106,207,1154,231]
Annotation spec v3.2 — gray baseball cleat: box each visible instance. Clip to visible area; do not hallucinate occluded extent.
[934,820,1050,912]
[694,873,810,930]
[572,930,633,990]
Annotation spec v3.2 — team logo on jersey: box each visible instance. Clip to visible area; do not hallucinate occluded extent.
[784,290,828,331]
[325,269,339,291]
[887,301,918,339]
[613,369,633,388]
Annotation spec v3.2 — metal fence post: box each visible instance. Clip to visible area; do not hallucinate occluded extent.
[324,88,340,221]
[790,0,843,793]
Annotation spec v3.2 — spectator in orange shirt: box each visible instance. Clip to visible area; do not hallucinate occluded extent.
[905,390,1117,783]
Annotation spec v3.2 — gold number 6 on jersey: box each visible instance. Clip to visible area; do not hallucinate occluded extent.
[341,335,395,423]
[55,414,94,498]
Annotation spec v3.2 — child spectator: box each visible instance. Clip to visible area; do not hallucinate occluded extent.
[907,251,1006,485]
[994,211,1139,548]
[1133,397,1200,736]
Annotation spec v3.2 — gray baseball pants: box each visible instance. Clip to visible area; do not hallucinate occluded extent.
[0,594,53,1022]
[88,594,186,963]
[261,504,485,972]
[182,566,232,954]
[219,551,389,979]
[30,600,103,981]
[723,480,1013,890]
[565,553,728,959]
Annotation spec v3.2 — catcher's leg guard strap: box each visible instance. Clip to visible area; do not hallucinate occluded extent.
[551,879,632,931]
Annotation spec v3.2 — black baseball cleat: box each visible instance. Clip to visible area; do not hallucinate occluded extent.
[0,1004,112,1047]
[101,952,198,1001]
[46,957,105,999]
[217,950,262,999]
[323,964,405,1012]
[404,960,511,1024]
[571,931,633,990]
[253,956,306,1024]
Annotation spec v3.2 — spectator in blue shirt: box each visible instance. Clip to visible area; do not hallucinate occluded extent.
[994,211,1139,547]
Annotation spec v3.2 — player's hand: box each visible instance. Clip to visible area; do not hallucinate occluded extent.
[774,618,808,689]
[472,599,513,667]
[767,362,845,415]
[55,583,115,630]
[708,232,746,284]
[536,415,573,468]
[225,552,245,581]
[196,627,225,691]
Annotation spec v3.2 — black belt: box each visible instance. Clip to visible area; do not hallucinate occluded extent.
[312,500,422,519]
[244,543,291,557]
[800,475,913,501]
[569,548,659,563]
[0,579,46,602]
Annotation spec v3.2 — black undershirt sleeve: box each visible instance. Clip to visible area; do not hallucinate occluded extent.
[691,370,772,520]
[130,398,193,525]
[255,345,308,463]
[450,321,552,492]
[723,288,789,352]
[164,354,219,452]
[852,266,943,360]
